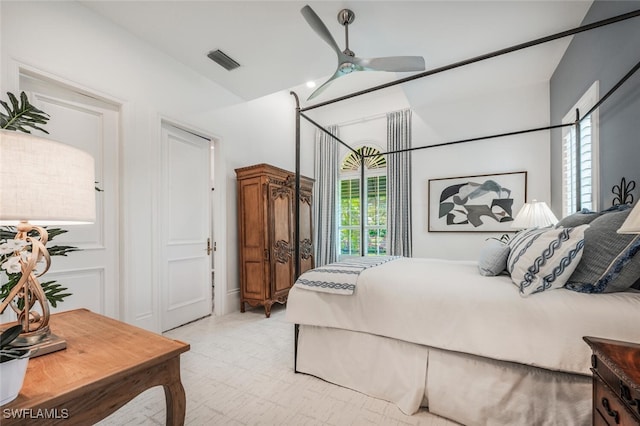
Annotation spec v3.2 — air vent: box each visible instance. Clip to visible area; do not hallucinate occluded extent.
[207,49,240,71]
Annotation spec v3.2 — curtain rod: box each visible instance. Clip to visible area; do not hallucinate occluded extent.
[300,8,640,113]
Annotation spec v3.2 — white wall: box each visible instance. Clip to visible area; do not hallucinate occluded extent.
[0,1,242,330]
[412,81,551,260]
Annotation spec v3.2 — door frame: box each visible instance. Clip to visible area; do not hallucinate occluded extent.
[156,116,226,318]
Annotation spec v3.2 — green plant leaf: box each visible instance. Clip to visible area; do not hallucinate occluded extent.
[0,227,15,240]
[0,325,22,349]
[46,245,81,257]
[0,91,50,134]
[40,281,72,308]
[0,273,22,305]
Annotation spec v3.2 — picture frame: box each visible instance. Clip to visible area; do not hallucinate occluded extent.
[428,171,527,232]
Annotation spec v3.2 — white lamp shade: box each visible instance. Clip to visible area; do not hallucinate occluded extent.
[511,200,558,229]
[618,202,640,234]
[0,130,96,225]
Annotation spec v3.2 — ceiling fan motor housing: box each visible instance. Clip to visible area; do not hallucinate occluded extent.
[337,9,355,26]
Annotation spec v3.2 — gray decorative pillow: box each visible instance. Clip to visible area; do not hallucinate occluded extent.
[478,239,510,276]
[555,209,599,228]
[565,207,640,293]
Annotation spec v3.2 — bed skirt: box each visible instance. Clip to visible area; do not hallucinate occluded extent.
[297,325,592,425]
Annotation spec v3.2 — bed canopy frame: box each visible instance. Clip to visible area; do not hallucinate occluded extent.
[289,8,640,280]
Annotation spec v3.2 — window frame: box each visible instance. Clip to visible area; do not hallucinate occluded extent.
[338,145,387,258]
[561,81,600,217]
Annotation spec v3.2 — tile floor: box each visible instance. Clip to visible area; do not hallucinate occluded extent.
[97,305,457,425]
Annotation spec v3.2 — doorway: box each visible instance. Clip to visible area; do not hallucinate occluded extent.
[160,122,213,331]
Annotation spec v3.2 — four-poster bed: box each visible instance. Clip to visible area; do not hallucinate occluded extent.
[286,7,640,425]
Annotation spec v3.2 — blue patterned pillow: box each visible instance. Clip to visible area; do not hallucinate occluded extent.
[507,225,589,296]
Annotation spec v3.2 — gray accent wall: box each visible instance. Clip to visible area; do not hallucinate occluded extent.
[550,0,640,213]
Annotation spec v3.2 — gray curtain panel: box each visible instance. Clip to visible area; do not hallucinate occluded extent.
[387,109,412,257]
[313,125,339,266]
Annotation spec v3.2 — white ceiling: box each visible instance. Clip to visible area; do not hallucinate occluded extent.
[80,1,594,106]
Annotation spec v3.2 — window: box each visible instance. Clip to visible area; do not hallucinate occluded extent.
[561,82,599,218]
[339,146,387,257]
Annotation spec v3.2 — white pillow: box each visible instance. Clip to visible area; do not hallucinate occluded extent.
[507,225,589,297]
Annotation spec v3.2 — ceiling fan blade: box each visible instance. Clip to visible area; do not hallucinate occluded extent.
[307,69,345,101]
[301,5,342,56]
[355,56,426,72]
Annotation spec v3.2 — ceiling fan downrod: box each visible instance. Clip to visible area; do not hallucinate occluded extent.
[338,9,355,57]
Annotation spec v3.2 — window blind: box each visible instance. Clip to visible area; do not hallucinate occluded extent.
[562,115,594,217]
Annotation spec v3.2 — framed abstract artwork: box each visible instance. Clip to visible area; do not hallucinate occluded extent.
[428,171,527,232]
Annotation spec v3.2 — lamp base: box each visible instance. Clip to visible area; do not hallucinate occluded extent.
[0,324,67,357]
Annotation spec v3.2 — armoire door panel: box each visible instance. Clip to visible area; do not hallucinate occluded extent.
[241,181,264,249]
[273,265,290,293]
[269,183,293,296]
[270,185,292,244]
[244,261,266,299]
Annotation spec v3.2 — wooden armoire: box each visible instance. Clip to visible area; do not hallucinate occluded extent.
[235,164,314,317]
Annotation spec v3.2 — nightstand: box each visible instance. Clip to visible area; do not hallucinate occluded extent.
[584,336,640,425]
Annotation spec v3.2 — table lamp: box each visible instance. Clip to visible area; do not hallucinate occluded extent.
[511,200,558,230]
[0,130,95,355]
[617,202,640,234]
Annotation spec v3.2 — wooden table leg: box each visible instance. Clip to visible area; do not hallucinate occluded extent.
[163,357,187,426]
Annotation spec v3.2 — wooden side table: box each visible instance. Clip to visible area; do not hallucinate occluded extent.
[584,336,640,426]
[1,309,190,425]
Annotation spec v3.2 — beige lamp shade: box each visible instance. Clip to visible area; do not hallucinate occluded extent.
[618,202,640,234]
[0,130,96,225]
[511,200,558,229]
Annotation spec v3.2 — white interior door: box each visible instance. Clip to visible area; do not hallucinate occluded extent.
[18,73,120,318]
[161,122,212,331]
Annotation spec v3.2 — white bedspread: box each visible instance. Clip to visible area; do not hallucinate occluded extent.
[286,257,640,375]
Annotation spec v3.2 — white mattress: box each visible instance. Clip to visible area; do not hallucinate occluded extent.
[286,257,640,375]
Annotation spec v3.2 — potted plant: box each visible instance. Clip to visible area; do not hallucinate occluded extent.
[0,324,30,405]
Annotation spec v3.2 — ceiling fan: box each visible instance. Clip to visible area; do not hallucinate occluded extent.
[301,5,426,100]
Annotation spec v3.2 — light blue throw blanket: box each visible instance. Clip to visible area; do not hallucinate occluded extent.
[295,256,400,295]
